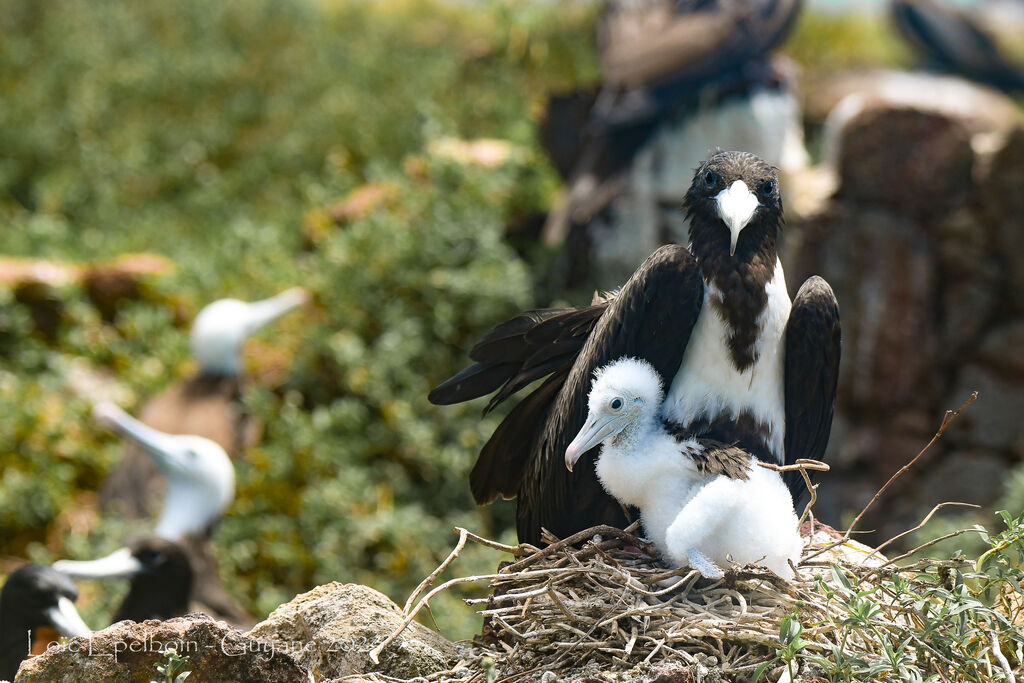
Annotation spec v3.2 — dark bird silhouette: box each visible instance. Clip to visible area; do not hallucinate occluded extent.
[892,0,1024,92]
[0,564,91,680]
[99,288,309,519]
[431,151,840,545]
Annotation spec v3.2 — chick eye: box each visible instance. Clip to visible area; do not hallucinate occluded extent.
[759,179,775,197]
[703,169,717,186]
[610,398,623,410]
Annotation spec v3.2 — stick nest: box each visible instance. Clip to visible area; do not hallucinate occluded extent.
[392,522,975,683]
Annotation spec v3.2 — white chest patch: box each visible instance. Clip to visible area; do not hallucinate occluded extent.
[664,259,792,459]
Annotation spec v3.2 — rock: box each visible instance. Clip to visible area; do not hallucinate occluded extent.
[248,583,455,682]
[979,127,1024,312]
[976,320,1024,378]
[935,207,999,356]
[834,107,974,217]
[812,70,1021,138]
[919,450,1008,509]
[793,207,941,415]
[946,364,1024,454]
[15,613,309,682]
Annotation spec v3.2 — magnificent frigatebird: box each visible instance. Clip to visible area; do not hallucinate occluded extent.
[565,357,802,579]
[57,403,253,627]
[99,287,309,519]
[430,151,840,545]
[0,564,91,680]
[55,536,193,623]
[892,0,1024,93]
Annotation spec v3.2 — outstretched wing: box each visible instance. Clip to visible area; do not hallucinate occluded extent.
[430,245,704,544]
[783,276,841,503]
[518,245,704,543]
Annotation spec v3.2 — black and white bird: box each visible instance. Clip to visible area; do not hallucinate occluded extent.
[56,403,253,627]
[0,564,91,681]
[99,287,309,519]
[430,150,840,545]
[55,536,194,624]
[565,358,802,579]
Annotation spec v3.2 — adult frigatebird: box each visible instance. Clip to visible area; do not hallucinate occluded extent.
[430,151,840,545]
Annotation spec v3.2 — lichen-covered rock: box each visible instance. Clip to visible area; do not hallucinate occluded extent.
[15,613,309,682]
[248,582,455,682]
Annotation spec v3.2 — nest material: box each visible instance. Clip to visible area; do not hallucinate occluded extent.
[380,522,977,683]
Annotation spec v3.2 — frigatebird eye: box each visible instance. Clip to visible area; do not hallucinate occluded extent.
[703,169,717,187]
[610,398,623,411]
[759,179,775,197]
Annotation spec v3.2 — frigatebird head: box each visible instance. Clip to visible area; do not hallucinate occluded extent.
[190,287,310,376]
[684,150,782,258]
[0,564,92,652]
[92,403,235,540]
[53,536,193,623]
[565,358,663,472]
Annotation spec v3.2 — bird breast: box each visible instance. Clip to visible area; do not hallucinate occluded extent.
[665,259,791,460]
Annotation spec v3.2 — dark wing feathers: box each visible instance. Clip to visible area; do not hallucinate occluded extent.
[429,305,608,414]
[518,244,705,543]
[783,275,841,503]
[469,370,569,505]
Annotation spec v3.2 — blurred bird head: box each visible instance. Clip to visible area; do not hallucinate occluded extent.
[0,564,91,649]
[683,150,783,259]
[93,402,235,539]
[190,287,310,376]
[53,536,194,623]
[565,358,663,472]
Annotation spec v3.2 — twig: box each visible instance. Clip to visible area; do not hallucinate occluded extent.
[866,502,980,561]
[990,630,1017,683]
[881,527,985,567]
[845,392,977,540]
[404,527,468,613]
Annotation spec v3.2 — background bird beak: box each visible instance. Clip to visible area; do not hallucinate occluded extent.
[44,596,92,638]
[54,547,143,580]
[92,402,186,476]
[715,180,759,255]
[565,413,625,472]
[243,287,310,335]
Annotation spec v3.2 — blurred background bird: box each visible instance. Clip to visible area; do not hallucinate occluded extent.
[97,287,309,520]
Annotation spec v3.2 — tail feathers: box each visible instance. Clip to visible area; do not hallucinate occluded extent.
[470,370,567,505]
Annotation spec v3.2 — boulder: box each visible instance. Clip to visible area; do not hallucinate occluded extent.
[979,127,1024,312]
[976,320,1024,378]
[834,107,974,217]
[793,207,941,416]
[248,582,455,682]
[946,364,1024,454]
[15,613,309,682]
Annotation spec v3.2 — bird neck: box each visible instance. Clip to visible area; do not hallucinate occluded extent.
[688,215,781,372]
[115,566,193,623]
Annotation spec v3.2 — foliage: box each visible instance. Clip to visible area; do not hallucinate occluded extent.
[0,0,912,642]
[0,0,599,638]
[151,649,191,683]
[762,513,1024,682]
